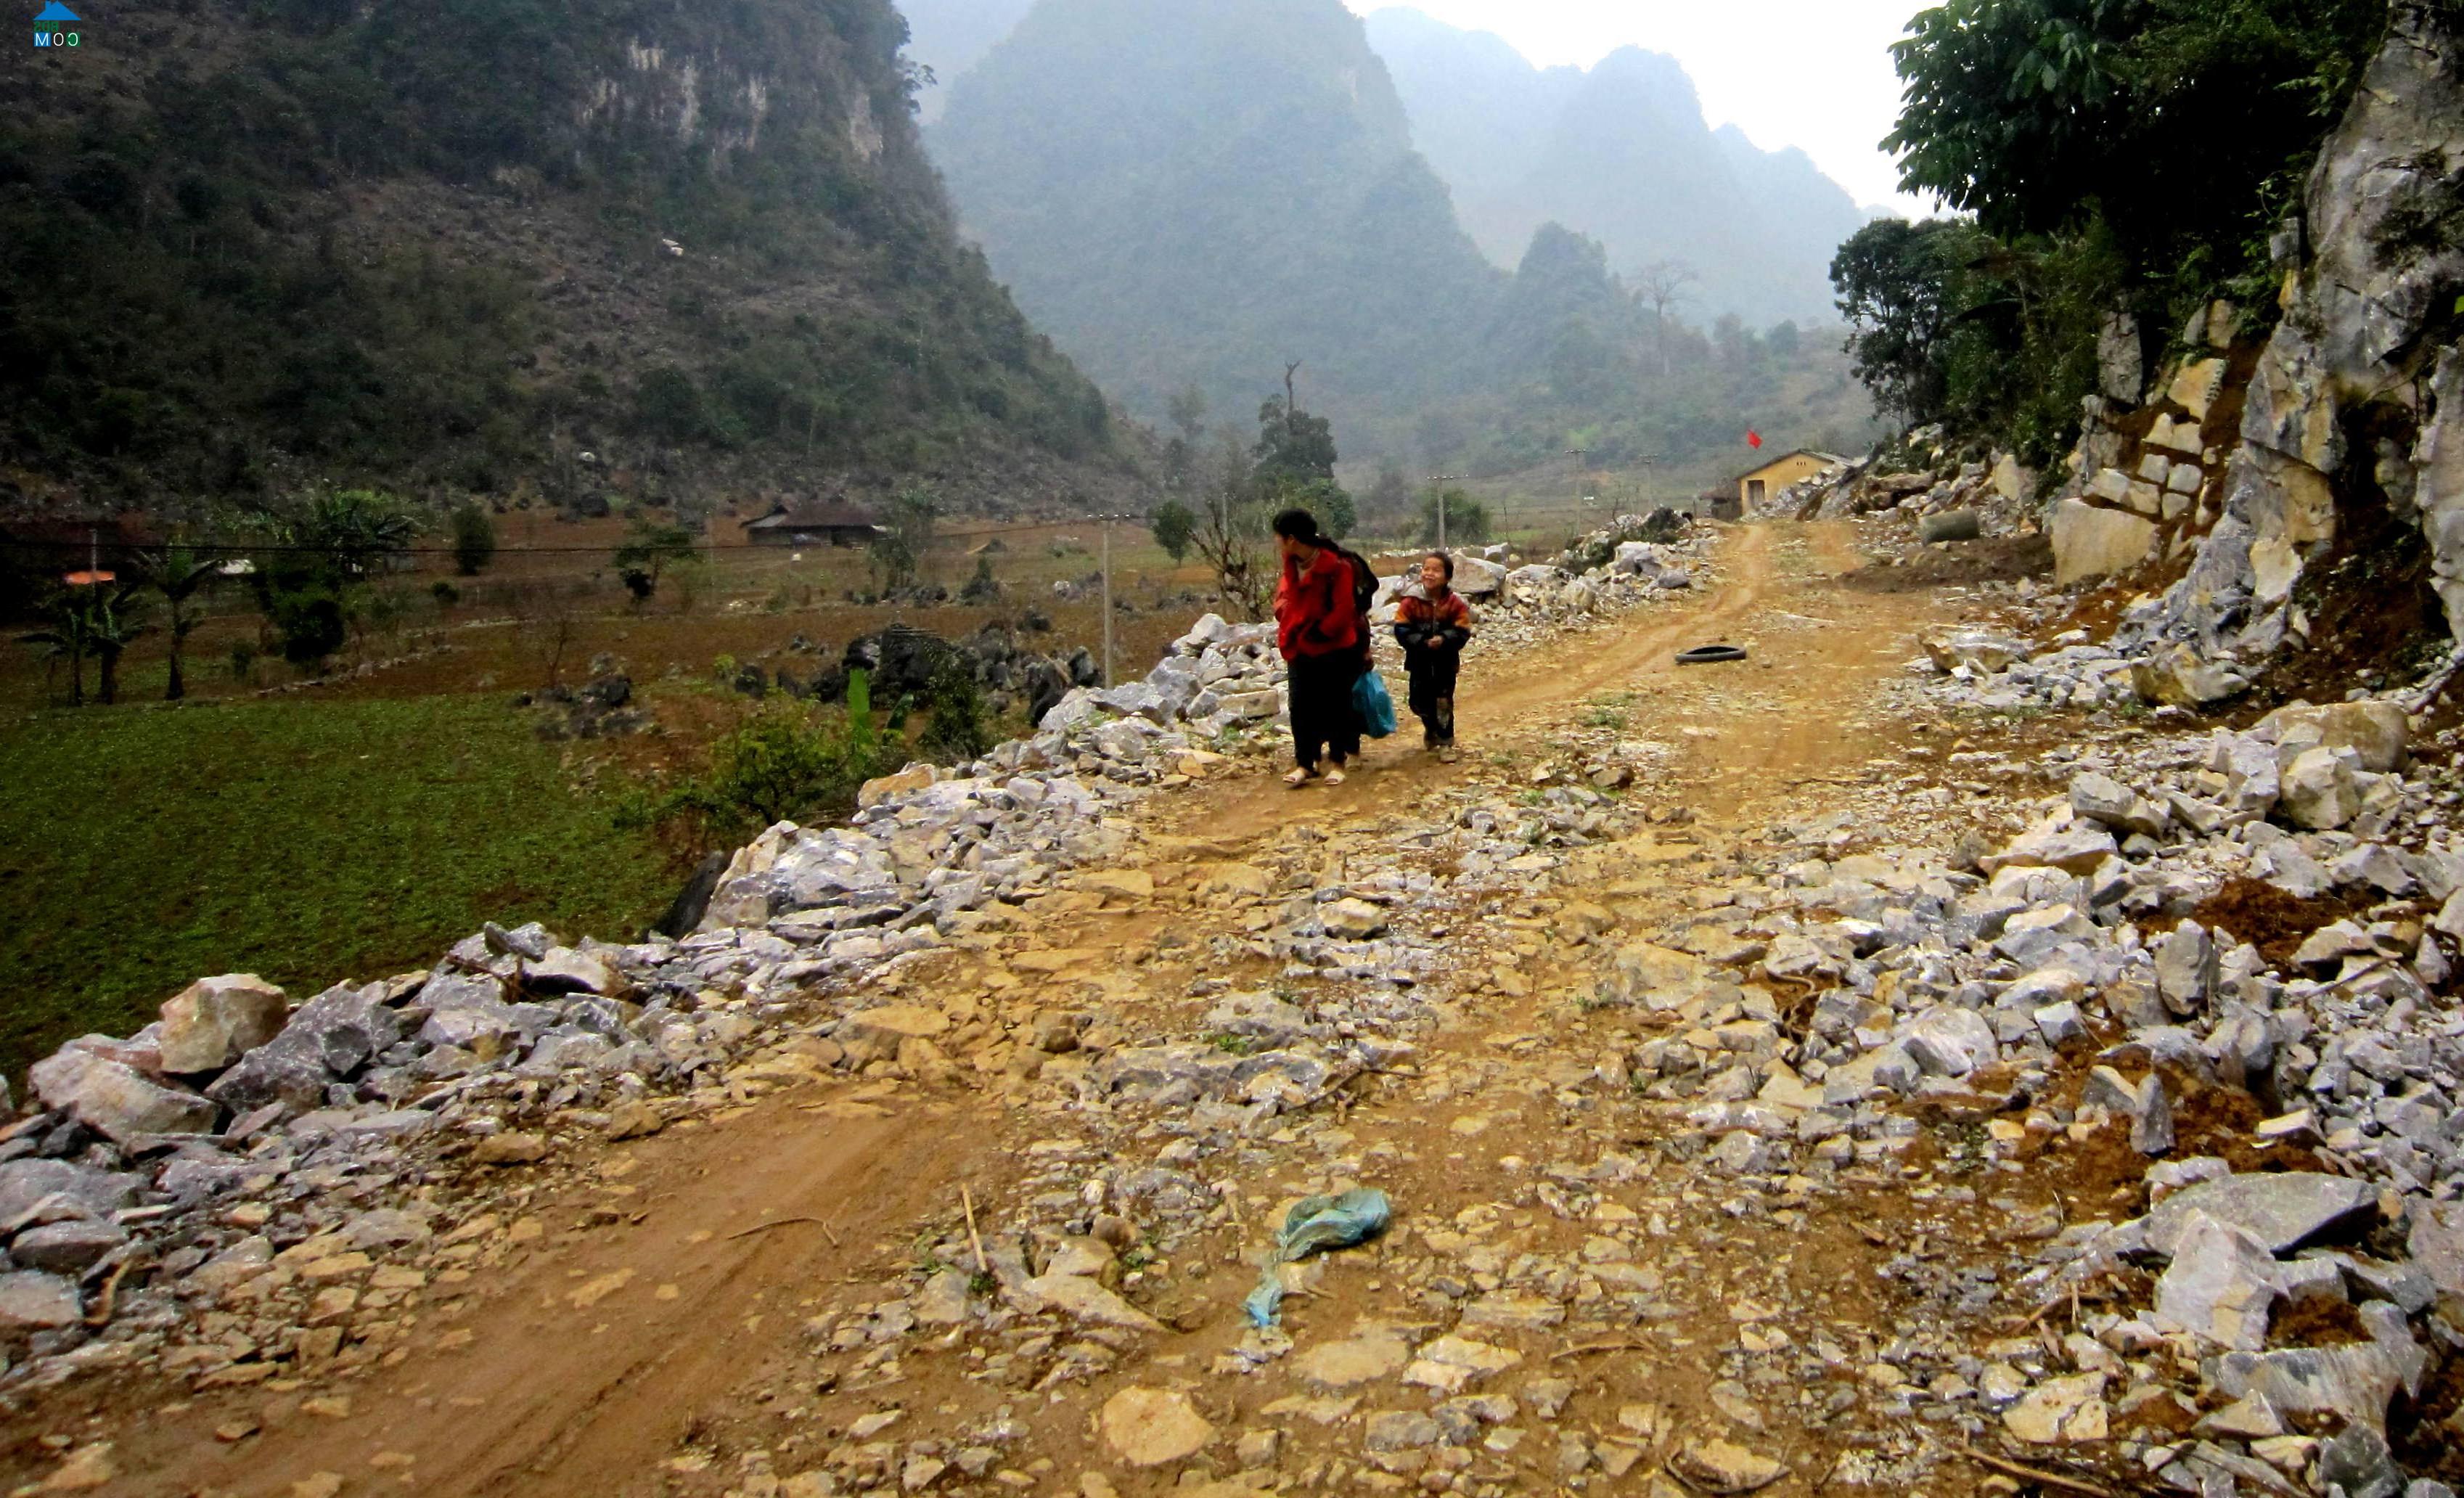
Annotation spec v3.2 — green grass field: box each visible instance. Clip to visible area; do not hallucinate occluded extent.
[0,697,682,1082]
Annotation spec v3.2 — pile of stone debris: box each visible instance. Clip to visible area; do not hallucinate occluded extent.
[1576,675,2464,1495]
[0,517,1714,1397]
[1750,429,2037,539]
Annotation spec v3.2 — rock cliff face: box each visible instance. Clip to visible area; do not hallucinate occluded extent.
[2060,1,2463,684]
[0,0,1118,512]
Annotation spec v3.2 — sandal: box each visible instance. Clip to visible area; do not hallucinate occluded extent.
[1284,767,1316,788]
[1322,767,1347,786]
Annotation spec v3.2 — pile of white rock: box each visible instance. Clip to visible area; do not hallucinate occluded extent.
[1597,674,2464,1491]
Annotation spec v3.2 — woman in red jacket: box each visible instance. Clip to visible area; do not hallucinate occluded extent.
[1272,507,1362,787]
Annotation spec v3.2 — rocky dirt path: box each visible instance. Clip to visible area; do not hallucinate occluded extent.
[20,522,2010,1498]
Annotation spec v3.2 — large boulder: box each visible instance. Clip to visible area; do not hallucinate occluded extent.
[156,974,288,1075]
[28,1044,216,1142]
[2140,1172,2375,1256]
[2051,499,2156,586]
[2259,701,2409,773]
[2280,745,2367,830]
[1449,555,1507,598]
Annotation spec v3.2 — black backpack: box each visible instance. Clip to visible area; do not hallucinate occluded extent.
[1330,544,1378,624]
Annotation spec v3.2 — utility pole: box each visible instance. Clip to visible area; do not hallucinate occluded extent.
[1632,454,1663,522]
[1093,511,1138,688]
[1426,474,1463,553]
[1565,448,1589,534]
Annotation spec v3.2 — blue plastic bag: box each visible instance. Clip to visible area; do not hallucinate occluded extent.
[1243,1187,1391,1328]
[1352,669,1398,739]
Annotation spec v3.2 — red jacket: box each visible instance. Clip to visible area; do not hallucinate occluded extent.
[1275,547,1359,660]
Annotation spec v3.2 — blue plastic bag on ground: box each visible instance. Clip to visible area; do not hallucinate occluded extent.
[1243,1187,1391,1327]
[1352,669,1398,739]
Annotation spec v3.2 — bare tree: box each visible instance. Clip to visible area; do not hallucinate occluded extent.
[1193,431,1272,621]
[1633,260,1699,377]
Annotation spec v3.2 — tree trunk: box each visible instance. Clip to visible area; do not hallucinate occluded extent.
[165,642,186,701]
[97,647,119,705]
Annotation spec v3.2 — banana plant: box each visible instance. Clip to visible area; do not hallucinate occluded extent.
[17,592,94,706]
[140,547,221,700]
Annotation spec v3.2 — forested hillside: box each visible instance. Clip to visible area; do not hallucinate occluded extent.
[0,0,1123,517]
[1364,8,1872,327]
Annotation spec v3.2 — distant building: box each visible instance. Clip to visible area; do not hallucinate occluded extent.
[1732,450,1848,514]
[744,502,884,548]
[0,512,160,573]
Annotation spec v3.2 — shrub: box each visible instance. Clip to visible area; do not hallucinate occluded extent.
[1149,499,1196,562]
[919,659,992,762]
[449,505,498,576]
[647,668,885,843]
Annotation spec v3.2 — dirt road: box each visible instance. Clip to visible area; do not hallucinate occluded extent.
[14,521,2007,1498]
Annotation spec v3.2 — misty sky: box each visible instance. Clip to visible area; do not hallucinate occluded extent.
[1348,1,1939,217]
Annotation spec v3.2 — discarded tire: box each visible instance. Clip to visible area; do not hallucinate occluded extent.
[1674,644,1748,665]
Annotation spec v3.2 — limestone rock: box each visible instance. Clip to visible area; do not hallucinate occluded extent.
[12,1219,127,1274]
[0,1271,83,1331]
[2069,771,2168,837]
[1319,899,1388,940]
[1018,1273,1163,1331]
[2154,1213,2280,1350]
[1201,864,1273,899]
[1293,1327,1409,1390]
[1668,1438,1787,1494]
[2052,499,2156,586]
[1400,1334,1523,1393]
[472,1132,548,1166]
[2142,1173,2375,1256]
[1100,1387,1212,1467]
[1899,1005,1999,1078]
[1979,816,2116,877]
[2260,701,2408,773]
[0,1160,139,1224]
[2281,746,2367,830]
[2003,1373,2109,1444]
[857,764,938,811]
[2132,644,2248,708]
[207,983,398,1118]
[156,974,288,1074]
[28,1046,216,1143]
[1920,630,2030,674]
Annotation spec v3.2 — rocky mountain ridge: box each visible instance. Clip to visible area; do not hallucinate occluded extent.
[1364,8,1873,327]
[0,0,1126,518]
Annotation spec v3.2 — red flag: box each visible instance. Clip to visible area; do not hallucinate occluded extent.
[1747,430,1763,449]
